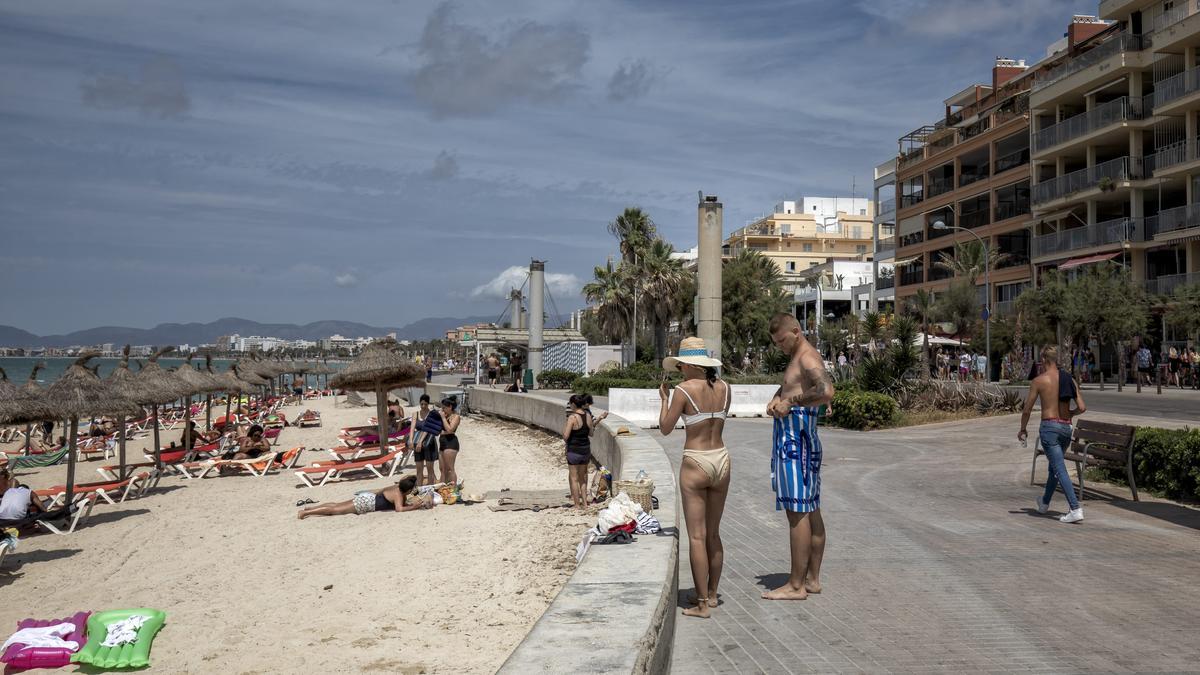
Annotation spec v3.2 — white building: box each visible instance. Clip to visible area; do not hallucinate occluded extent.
[793,260,895,332]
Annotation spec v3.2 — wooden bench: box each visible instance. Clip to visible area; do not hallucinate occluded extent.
[1030,419,1138,502]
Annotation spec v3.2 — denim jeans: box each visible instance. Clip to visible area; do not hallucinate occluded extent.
[1039,420,1079,510]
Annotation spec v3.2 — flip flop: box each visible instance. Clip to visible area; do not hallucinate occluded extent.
[296,498,317,506]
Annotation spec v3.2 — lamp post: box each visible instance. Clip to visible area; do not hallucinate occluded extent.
[932,220,992,383]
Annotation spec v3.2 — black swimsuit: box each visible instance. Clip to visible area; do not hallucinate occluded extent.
[374,492,394,512]
[566,412,591,465]
[440,433,460,451]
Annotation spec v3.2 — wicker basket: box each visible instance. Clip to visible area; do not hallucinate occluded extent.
[614,477,655,513]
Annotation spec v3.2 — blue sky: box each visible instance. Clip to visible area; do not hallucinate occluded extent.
[0,0,1095,334]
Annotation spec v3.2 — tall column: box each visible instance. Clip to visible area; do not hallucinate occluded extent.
[870,216,880,313]
[528,260,545,386]
[697,195,723,361]
[507,290,523,329]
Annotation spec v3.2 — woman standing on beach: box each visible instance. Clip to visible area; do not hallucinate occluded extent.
[437,397,462,488]
[658,337,731,619]
[410,395,440,486]
[561,394,607,509]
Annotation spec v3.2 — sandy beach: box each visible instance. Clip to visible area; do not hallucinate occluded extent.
[0,394,591,674]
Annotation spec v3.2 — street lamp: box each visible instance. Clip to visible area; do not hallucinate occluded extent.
[931,220,993,383]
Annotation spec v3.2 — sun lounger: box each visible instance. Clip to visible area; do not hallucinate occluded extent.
[35,471,153,508]
[188,446,305,479]
[6,446,70,471]
[0,502,95,536]
[295,410,321,427]
[294,450,402,488]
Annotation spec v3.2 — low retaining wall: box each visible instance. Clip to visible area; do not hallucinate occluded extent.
[425,384,678,674]
[608,384,779,429]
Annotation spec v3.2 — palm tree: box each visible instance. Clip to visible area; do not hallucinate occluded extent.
[638,239,690,362]
[582,262,632,343]
[935,241,1010,283]
[862,311,885,353]
[844,313,862,360]
[607,207,656,264]
[910,289,934,373]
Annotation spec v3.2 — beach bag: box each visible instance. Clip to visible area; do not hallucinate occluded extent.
[613,474,654,513]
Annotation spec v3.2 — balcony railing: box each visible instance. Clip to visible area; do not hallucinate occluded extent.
[993,300,1017,317]
[1032,216,1142,257]
[876,275,895,290]
[1032,156,1144,205]
[1151,0,1200,34]
[899,268,925,286]
[878,198,896,216]
[1033,32,1150,93]
[1152,138,1189,172]
[901,193,925,208]
[994,201,1031,222]
[1032,96,1148,153]
[898,231,925,248]
[875,238,896,253]
[960,210,990,230]
[994,147,1030,173]
[1145,272,1200,296]
[926,177,954,198]
[1146,202,1200,237]
[996,252,1031,270]
[1154,67,1200,108]
[959,167,990,188]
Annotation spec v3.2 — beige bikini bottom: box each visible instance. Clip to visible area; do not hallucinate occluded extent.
[682,446,730,484]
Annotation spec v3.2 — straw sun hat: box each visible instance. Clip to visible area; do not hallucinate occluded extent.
[662,337,723,371]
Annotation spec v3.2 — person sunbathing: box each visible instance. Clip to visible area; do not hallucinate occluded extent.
[0,467,46,524]
[227,425,271,460]
[181,421,220,449]
[297,475,427,519]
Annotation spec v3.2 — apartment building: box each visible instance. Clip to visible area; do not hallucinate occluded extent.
[1030,6,1200,302]
[725,197,875,284]
[893,57,1037,316]
[870,158,898,312]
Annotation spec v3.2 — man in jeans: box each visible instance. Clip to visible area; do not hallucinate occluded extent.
[1019,346,1087,523]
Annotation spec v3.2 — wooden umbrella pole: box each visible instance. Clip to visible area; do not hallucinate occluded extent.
[152,404,162,470]
[376,382,388,454]
[65,416,79,508]
[183,394,192,450]
[224,390,232,431]
[205,394,212,432]
[117,413,127,481]
[23,423,31,455]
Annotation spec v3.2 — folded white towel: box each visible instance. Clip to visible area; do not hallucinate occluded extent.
[100,615,150,648]
[1,623,78,653]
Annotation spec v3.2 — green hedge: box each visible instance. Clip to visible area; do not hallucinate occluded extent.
[1096,427,1200,501]
[536,369,581,389]
[828,389,898,431]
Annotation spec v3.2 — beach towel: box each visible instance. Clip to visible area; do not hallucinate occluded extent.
[1,623,79,653]
[100,615,150,648]
[8,447,70,470]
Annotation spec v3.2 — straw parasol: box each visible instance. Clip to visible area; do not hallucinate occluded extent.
[103,346,151,480]
[41,352,142,506]
[215,363,256,431]
[0,365,52,428]
[134,347,192,469]
[330,338,425,451]
[174,354,225,441]
[308,361,337,392]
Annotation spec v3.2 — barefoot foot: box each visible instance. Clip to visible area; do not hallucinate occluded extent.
[682,602,711,618]
[762,584,807,601]
[687,593,719,608]
[804,579,822,594]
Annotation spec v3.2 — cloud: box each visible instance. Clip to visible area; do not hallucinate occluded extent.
[334,272,359,288]
[856,0,1077,37]
[80,56,190,118]
[406,2,590,119]
[607,59,659,102]
[426,150,459,180]
[469,265,582,301]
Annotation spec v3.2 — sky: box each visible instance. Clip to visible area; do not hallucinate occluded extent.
[0,0,1096,335]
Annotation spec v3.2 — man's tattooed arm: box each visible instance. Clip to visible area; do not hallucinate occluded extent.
[785,366,834,407]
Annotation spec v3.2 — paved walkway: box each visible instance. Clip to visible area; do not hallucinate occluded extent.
[659,414,1200,674]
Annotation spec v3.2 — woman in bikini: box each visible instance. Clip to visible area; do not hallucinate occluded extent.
[437,397,463,487]
[410,395,439,486]
[297,475,428,518]
[658,336,731,619]
[562,394,608,509]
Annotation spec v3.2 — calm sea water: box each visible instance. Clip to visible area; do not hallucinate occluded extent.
[0,357,344,387]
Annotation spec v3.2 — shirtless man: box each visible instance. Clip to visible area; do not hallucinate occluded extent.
[763,313,834,601]
[1019,346,1087,523]
[486,354,500,388]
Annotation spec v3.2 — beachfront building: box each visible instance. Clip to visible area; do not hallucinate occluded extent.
[793,260,894,332]
[724,197,874,289]
[869,159,898,313]
[893,55,1039,317]
[1030,7,1200,305]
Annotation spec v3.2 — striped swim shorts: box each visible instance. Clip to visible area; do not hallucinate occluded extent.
[771,407,822,513]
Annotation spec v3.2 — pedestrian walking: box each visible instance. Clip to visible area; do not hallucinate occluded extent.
[1019,346,1087,524]
[1136,342,1152,387]
[762,313,834,601]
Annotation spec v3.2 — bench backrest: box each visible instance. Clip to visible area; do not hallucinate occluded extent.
[1072,420,1135,463]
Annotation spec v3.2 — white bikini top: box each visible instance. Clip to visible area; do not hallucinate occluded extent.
[676,381,731,427]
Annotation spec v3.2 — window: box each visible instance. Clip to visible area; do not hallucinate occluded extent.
[802,243,813,252]
[809,261,819,267]
[856,245,867,254]
[786,261,796,272]
[859,209,867,215]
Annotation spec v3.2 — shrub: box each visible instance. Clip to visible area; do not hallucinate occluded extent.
[571,377,660,397]
[1095,427,1200,501]
[725,374,781,385]
[828,389,898,430]
[537,369,581,389]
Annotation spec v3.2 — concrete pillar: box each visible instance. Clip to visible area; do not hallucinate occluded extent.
[507,290,523,330]
[1086,144,1097,169]
[1187,239,1199,273]
[697,195,723,361]
[527,260,545,385]
[1086,199,1098,226]
[870,218,880,313]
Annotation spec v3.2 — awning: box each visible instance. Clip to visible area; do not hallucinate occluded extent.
[1153,226,1200,244]
[1058,252,1119,270]
[892,256,921,266]
[1033,208,1083,224]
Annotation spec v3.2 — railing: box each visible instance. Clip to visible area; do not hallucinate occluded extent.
[900,193,924,208]
[1153,67,1200,108]
[959,167,990,188]
[994,201,1031,222]
[1033,32,1150,92]
[1032,156,1144,205]
[899,267,925,286]
[994,147,1030,173]
[875,238,896,253]
[926,177,953,198]
[1151,0,1200,34]
[1145,272,1200,297]
[1032,96,1147,153]
[898,148,925,170]
[1146,202,1200,237]
[960,209,990,230]
[1152,138,1189,171]
[993,300,1017,316]
[996,253,1031,270]
[1032,216,1142,257]
[898,231,925,248]
[878,198,896,216]
[876,275,895,290]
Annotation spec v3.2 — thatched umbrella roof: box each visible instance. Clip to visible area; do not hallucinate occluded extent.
[41,352,142,419]
[104,346,159,406]
[330,339,424,392]
[174,354,226,395]
[135,347,192,405]
[308,361,337,375]
[216,363,256,394]
[242,356,278,380]
[0,365,54,425]
[235,366,270,387]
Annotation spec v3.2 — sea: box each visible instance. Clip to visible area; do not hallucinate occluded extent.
[0,357,344,388]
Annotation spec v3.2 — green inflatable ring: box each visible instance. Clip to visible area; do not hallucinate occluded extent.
[71,608,166,669]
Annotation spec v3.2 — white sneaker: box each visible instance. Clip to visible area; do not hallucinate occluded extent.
[1036,497,1049,515]
[1059,508,1084,523]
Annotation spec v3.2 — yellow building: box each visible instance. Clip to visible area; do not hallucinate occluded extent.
[724,197,875,282]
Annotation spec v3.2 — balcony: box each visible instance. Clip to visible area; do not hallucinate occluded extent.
[1153,68,1200,110]
[993,300,1017,317]
[1031,156,1145,206]
[994,201,1031,222]
[898,231,925,248]
[1032,96,1149,154]
[899,267,925,286]
[1146,202,1200,238]
[994,147,1030,174]
[900,193,925,208]
[1032,216,1142,258]
[1032,32,1150,94]
[1151,0,1200,33]
[959,166,990,188]
[1145,272,1200,297]
[926,177,954,199]
[960,209,990,230]
[876,275,895,291]
[878,198,896,217]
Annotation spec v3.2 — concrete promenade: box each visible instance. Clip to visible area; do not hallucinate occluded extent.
[661,413,1200,674]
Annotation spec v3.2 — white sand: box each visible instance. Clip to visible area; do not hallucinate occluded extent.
[0,394,591,674]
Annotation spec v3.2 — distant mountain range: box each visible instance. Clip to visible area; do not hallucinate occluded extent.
[0,315,543,348]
